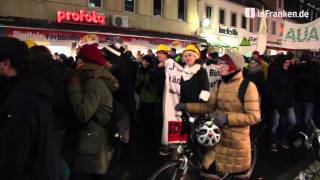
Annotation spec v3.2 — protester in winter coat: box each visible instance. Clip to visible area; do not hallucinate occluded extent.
[29,45,71,180]
[68,44,118,179]
[0,37,59,180]
[252,51,269,80]
[180,44,210,104]
[154,44,181,155]
[267,54,296,152]
[293,54,319,136]
[176,52,260,175]
[136,55,160,149]
[203,52,221,92]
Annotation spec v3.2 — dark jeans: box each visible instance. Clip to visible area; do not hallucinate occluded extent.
[295,102,314,136]
[270,107,296,144]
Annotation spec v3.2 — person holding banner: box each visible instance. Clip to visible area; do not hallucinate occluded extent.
[203,52,221,92]
[176,52,260,176]
[154,44,184,156]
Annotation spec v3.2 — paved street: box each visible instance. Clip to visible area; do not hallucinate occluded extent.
[126,129,318,180]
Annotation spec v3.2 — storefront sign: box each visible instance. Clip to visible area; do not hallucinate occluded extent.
[240,37,257,46]
[282,18,320,49]
[56,10,105,25]
[219,26,238,36]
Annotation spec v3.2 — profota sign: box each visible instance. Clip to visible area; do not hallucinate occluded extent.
[56,10,105,25]
[282,18,320,49]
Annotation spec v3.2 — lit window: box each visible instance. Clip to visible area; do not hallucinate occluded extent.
[88,0,102,8]
[153,0,162,16]
[219,9,225,25]
[124,0,135,12]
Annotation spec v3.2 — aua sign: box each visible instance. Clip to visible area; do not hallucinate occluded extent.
[57,10,105,25]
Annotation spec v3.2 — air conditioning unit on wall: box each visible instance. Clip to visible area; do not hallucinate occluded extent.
[110,15,129,28]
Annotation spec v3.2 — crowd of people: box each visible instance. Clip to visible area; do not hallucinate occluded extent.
[1,35,320,180]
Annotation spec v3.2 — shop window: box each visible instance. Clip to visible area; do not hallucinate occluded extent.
[231,12,237,27]
[206,6,212,18]
[153,0,162,16]
[219,9,225,25]
[88,0,102,8]
[178,0,186,20]
[241,15,247,29]
[272,21,276,35]
[124,0,135,12]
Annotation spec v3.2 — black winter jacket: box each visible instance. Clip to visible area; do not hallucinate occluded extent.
[0,77,59,180]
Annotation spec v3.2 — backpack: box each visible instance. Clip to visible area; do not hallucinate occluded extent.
[238,78,250,104]
[218,78,250,104]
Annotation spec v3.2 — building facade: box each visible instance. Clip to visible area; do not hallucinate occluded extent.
[198,0,261,56]
[0,0,201,55]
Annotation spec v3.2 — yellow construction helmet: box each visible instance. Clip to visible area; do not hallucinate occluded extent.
[24,39,37,49]
[182,44,200,58]
[156,44,170,52]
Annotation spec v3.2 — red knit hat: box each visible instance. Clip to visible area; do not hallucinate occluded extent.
[78,44,106,66]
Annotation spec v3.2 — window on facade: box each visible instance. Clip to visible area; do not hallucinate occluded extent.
[278,0,282,8]
[280,23,283,35]
[88,0,102,8]
[124,0,135,12]
[241,15,247,29]
[256,17,260,32]
[153,0,162,16]
[272,21,276,35]
[219,9,225,25]
[250,18,253,32]
[231,13,237,27]
[206,6,212,18]
[178,0,186,20]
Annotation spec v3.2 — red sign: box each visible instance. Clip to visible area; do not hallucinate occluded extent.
[57,10,105,25]
[168,121,188,142]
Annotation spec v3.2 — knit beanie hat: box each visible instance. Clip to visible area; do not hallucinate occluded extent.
[78,44,106,66]
[182,44,200,59]
[220,52,245,72]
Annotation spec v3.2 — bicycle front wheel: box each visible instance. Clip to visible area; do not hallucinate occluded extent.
[149,160,190,180]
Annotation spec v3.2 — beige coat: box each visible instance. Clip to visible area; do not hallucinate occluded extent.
[186,72,260,173]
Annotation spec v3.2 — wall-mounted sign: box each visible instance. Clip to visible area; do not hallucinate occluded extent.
[240,37,257,46]
[56,10,105,25]
[219,26,238,36]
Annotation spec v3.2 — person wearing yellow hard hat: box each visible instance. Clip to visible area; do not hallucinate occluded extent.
[24,39,37,49]
[154,43,183,156]
[176,44,210,108]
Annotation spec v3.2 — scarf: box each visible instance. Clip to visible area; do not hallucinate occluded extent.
[182,64,201,81]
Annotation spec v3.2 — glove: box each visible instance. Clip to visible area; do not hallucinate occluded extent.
[175,103,186,111]
[214,114,228,126]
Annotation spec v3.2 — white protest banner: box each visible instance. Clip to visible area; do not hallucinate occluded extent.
[162,59,185,145]
[257,7,267,54]
[203,63,221,92]
[282,18,320,49]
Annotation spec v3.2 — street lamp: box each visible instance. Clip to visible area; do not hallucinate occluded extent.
[202,18,211,28]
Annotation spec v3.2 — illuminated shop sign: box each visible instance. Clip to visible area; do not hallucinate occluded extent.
[56,10,105,25]
[219,26,238,36]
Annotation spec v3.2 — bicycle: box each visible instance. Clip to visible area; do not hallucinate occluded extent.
[149,113,257,180]
[294,119,320,180]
